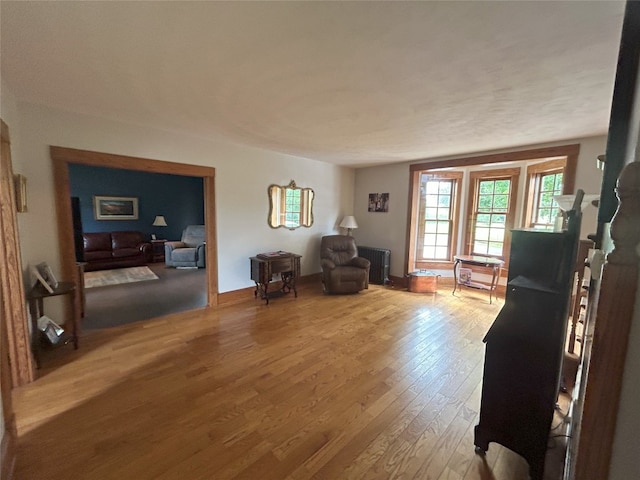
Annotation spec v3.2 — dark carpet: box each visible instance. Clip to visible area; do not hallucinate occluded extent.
[82,263,207,330]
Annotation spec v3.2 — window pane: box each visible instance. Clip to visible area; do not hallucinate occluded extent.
[424,234,436,245]
[426,194,438,207]
[436,221,450,234]
[423,246,435,258]
[474,241,488,254]
[494,180,510,194]
[434,247,448,259]
[437,208,450,220]
[538,208,553,224]
[425,181,439,194]
[479,181,494,194]
[477,213,491,225]
[493,195,509,211]
[425,221,438,233]
[478,195,493,211]
[436,234,448,246]
[425,208,437,219]
[488,242,503,256]
[491,214,506,225]
[476,227,489,241]
[542,174,556,191]
[540,192,553,207]
[439,182,451,194]
[438,196,451,208]
[489,228,505,242]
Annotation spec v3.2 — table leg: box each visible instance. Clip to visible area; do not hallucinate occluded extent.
[71,288,79,349]
[28,299,41,369]
[489,266,499,304]
[452,259,460,296]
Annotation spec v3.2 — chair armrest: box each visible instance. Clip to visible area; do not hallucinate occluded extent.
[321,258,336,270]
[138,242,152,254]
[165,241,186,254]
[349,257,371,269]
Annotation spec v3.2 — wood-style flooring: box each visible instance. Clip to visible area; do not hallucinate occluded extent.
[12,283,570,479]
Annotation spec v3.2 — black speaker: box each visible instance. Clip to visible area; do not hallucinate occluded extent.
[71,197,84,262]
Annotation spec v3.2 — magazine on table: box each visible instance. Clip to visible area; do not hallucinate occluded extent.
[257,250,289,259]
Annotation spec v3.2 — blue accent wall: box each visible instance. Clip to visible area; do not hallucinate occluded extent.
[69,164,204,241]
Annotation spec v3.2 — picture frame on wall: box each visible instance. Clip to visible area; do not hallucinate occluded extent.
[368,193,389,212]
[94,195,139,220]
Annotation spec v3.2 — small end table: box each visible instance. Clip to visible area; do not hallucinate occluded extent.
[151,239,167,263]
[452,255,504,304]
[27,281,80,368]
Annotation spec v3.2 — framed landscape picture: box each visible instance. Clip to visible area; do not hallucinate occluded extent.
[94,195,139,220]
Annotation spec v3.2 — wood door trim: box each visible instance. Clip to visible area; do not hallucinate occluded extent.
[50,146,219,308]
[0,120,35,387]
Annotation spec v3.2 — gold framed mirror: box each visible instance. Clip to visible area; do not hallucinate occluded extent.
[268,180,314,230]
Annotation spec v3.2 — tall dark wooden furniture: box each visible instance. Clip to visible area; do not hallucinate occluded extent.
[474,195,582,480]
[250,252,301,305]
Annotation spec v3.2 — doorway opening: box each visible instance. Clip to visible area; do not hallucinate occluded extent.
[50,147,219,324]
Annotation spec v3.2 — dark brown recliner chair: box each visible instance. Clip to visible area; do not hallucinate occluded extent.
[320,235,371,294]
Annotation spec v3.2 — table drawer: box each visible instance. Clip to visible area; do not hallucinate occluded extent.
[270,258,293,273]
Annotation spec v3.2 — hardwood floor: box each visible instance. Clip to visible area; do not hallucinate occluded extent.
[12,284,569,479]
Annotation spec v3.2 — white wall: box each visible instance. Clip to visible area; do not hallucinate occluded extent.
[354,136,606,278]
[10,101,354,321]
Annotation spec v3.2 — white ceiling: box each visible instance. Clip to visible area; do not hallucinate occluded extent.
[0,1,625,168]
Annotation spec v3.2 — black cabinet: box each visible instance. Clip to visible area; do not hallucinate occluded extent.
[474,208,581,480]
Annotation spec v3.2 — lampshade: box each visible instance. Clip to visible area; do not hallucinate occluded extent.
[152,215,168,227]
[552,194,599,212]
[339,216,358,229]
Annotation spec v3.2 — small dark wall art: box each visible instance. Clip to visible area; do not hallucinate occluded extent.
[368,193,389,212]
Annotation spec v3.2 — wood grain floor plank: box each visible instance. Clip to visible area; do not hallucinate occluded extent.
[11,285,564,480]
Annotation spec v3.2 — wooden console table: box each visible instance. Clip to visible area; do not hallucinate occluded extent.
[452,255,504,304]
[250,252,301,305]
[27,281,80,368]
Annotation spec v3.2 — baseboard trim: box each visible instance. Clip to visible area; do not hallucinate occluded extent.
[1,426,17,480]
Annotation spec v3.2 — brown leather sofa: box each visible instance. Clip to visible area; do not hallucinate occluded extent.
[82,231,152,272]
[320,235,371,294]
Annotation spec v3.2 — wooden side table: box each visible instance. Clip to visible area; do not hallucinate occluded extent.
[452,255,504,304]
[27,281,79,368]
[151,239,167,263]
[250,252,301,305]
